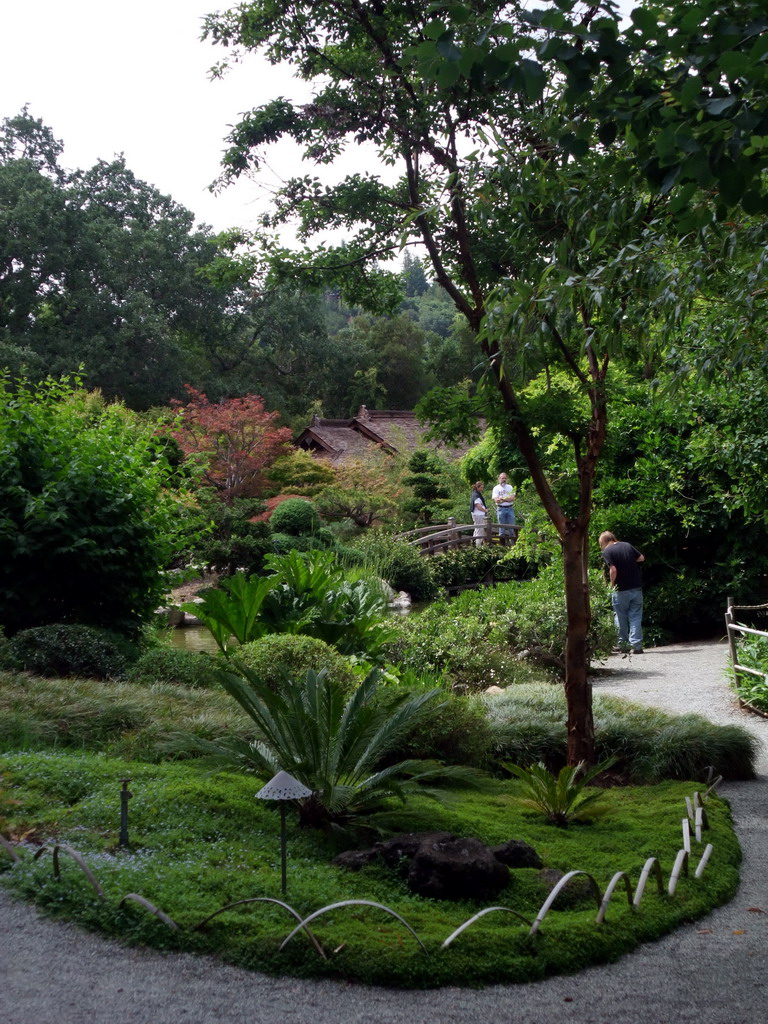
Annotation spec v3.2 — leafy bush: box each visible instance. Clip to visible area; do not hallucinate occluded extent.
[188,551,397,662]
[183,573,277,653]
[384,683,497,769]
[2,624,140,680]
[186,495,273,576]
[126,647,217,688]
[386,567,613,688]
[429,546,524,588]
[386,608,516,691]
[261,551,397,661]
[357,531,439,601]
[269,498,320,536]
[0,376,177,636]
[233,635,360,694]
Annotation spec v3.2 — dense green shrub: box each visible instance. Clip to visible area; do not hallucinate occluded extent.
[185,495,273,576]
[2,624,140,680]
[189,551,397,662]
[387,567,613,686]
[233,634,360,694]
[269,532,317,553]
[126,647,217,688]
[429,546,526,588]
[269,498,320,536]
[386,609,515,690]
[385,685,497,768]
[0,377,177,636]
[357,531,439,601]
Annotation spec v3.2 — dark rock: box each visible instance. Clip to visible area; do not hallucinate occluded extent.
[537,867,599,910]
[407,836,510,901]
[491,839,543,869]
[376,832,456,874]
[331,848,380,872]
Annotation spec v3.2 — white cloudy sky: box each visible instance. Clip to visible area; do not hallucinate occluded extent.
[3,1,635,237]
[1,0,314,232]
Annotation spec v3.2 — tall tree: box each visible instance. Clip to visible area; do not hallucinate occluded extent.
[0,112,248,409]
[203,0,765,762]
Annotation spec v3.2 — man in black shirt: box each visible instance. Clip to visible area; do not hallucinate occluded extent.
[599,531,645,654]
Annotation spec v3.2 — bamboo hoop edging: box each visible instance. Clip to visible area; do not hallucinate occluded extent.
[279,900,428,955]
[194,896,327,957]
[51,844,105,899]
[119,893,179,930]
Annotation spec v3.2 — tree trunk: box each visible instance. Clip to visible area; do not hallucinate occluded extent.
[562,520,595,765]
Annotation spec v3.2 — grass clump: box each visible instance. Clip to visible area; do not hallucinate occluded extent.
[0,749,741,988]
[0,671,248,761]
[483,686,758,782]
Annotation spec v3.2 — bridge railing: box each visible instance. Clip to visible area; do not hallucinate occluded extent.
[394,516,520,555]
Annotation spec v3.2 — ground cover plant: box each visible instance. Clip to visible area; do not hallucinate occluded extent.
[0,749,741,987]
[730,632,768,714]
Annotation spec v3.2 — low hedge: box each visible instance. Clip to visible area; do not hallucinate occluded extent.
[0,624,139,680]
[127,647,217,689]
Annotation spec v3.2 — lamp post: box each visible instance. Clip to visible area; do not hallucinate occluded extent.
[255,770,312,895]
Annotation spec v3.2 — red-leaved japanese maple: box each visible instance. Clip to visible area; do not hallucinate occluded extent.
[170,387,292,502]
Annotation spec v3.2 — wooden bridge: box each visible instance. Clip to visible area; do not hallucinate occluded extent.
[394,516,520,556]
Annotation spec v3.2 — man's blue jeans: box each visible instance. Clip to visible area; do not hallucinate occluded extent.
[611,588,643,650]
[497,505,515,540]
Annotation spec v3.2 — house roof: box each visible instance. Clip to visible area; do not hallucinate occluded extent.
[294,406,481,464]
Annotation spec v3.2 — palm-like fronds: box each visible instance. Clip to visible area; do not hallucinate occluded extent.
[206,665,487,828]
[504,759,615,827]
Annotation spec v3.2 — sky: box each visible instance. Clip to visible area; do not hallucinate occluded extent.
[0,0,314,232]
[2,1,635,238]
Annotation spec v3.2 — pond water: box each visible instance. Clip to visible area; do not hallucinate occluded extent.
[168,625,220,654]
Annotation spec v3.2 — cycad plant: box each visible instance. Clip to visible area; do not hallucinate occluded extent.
[504,759,614,827]
[193,665,487,830]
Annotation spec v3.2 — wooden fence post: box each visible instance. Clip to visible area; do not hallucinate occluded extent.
[447,517,458,549]
[725,595,738,679]
[484,515,493,546]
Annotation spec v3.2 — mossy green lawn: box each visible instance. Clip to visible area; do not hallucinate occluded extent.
[0,750,740,987]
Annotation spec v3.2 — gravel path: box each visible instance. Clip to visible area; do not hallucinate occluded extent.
[2,640,767,1024]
